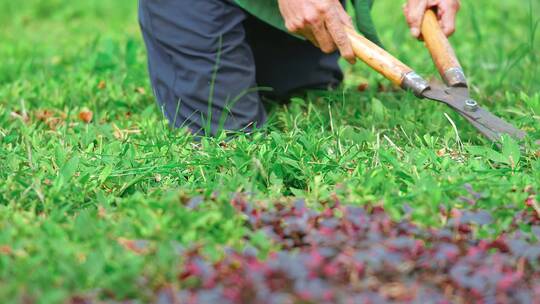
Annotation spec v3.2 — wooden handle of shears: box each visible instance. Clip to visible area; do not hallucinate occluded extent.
[345,27,429,96]
[346,27,411,86]
[421,10,467,86]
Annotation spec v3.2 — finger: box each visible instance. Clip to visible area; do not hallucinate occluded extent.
[278,0,297,32]
[284,16,304,34]
[439,2,460,36]
[404,0,428,38]
[312,21,337,54]
[300,29,320,47]
[325,8,356,64]
[299,2,332,50]
[280,0,307,34]
[335,4,354,29]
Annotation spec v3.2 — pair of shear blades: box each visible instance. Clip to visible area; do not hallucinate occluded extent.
[421,83,526,143]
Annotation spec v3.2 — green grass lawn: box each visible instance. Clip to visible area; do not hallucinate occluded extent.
[0,0,539,302]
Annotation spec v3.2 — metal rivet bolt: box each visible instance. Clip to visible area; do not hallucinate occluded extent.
[464,99,479,112]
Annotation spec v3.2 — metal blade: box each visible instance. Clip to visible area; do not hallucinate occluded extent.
[422,85,526,142]
[461,115,506,142]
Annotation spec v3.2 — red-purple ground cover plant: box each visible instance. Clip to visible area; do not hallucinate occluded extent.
[148,194,540,304]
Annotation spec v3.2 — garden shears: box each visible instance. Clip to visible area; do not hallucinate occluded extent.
[345,10,526,143]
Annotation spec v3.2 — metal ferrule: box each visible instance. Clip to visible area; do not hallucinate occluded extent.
[443,67,468,87]
[401,72,430,96]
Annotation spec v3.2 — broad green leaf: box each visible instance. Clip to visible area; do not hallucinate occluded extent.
[371,97,385,122]
[60,156,80,181]
[501,135,521,168]
[99,164,113,184]
[467,146,509,165]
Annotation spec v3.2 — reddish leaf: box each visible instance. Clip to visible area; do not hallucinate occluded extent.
[78,109,93,123]
[97,80,107,90]
[117,238,149,254]
[0,245,12,255]
[357,82,369,92]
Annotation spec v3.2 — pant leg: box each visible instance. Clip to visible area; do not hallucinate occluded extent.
[138,0,266,135]
[243,14,344,98]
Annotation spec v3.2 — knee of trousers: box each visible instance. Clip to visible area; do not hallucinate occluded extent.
[138,0,267,135]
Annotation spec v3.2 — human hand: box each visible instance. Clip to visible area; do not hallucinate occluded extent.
[403,0,461,38]
[278,0,356,64]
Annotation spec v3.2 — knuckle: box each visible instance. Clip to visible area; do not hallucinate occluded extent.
[316,2,330,13]
[297,19,307,28]
[288,20,303,32]
[304,14,319,25]
[285,22,294,32]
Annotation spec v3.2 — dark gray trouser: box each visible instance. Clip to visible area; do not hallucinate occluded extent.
[138,0,343,135]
